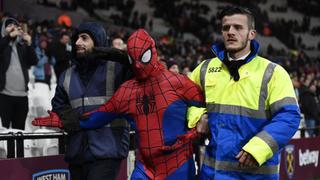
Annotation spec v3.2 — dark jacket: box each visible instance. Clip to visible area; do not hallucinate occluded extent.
[49,40,72,79]
[0,18,38,91]
[52,22,130,164]
[299,86,319,120]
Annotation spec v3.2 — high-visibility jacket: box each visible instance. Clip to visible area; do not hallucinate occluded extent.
[190,40,301,179]
[52,62,130,164]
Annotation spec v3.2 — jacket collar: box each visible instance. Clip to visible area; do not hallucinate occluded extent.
[211,39,260,63]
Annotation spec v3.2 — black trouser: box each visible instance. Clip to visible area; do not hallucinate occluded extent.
[0,94,28,130]
[69,158,122,180]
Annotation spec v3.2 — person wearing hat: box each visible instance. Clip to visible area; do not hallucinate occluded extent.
[0,17,38,130]
[35,22,131,180]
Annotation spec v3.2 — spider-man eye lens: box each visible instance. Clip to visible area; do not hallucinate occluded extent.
[141,49,151,63]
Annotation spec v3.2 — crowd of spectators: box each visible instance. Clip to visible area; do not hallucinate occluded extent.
[1,0,320,136]
[288,0,320,17]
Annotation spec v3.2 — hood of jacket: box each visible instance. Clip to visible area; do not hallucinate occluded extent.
[1,17,19,38]
[71,22,108,50]
[1,17,21,44]
[71,22,109,70]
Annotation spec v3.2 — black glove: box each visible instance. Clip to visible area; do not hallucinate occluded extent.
[57,105,81,132]
[92,47,130,66]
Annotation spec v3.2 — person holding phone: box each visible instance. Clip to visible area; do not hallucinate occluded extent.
[0,17,38,130]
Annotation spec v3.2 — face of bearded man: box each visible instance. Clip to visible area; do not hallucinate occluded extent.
[75,33,94,58]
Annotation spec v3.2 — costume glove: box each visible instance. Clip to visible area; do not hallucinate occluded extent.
[32,110,64,128]
[161,128,198,151]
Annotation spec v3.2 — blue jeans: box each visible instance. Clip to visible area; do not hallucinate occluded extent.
[305,119,316,137]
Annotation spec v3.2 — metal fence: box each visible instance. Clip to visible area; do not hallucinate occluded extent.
[0,127,319,159]
[0,131,67,158]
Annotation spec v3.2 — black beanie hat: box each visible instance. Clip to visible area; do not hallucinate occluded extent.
[5,18,19,27]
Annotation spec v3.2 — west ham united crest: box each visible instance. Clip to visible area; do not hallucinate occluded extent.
[285,145,295,179]
[32,169,70,180]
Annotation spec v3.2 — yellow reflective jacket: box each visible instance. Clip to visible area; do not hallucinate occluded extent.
[189,40,300,179]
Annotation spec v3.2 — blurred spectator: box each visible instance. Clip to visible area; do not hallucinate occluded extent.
[166,60,179,74]
[33,36,56,87]
[0,17,38,130]
[182,65,191,76]
[49,32,71,79]
[291,73,301,101]
[299,79,319,137]
[31,36,56,126]
[262,23,271,36]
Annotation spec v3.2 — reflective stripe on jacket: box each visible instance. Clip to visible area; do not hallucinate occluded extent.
[190,40,300,179]
[60,61,129,163]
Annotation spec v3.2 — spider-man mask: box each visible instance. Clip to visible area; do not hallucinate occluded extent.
[127,29,162,80]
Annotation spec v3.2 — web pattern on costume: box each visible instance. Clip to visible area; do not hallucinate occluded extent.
[98,72,203,179]
[97,29,204,179]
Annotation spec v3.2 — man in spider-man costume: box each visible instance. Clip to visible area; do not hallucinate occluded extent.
[33,29,206,179]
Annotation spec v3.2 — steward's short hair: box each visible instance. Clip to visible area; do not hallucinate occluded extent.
[218,6,255,29]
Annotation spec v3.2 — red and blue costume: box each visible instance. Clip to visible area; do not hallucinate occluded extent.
[33,29,205,179]
[83,29,205,179]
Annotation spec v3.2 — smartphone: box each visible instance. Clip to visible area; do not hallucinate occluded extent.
[21,23,28,33]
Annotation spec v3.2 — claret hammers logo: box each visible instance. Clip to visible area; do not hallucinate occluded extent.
[285,145,295,179]
[32,169,70,180]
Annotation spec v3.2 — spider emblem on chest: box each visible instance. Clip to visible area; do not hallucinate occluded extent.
[136,92,156,115]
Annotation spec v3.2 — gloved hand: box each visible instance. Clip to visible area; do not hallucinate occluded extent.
[161,128,198,151]
[58,106,81,132]
[32,110,64,128]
